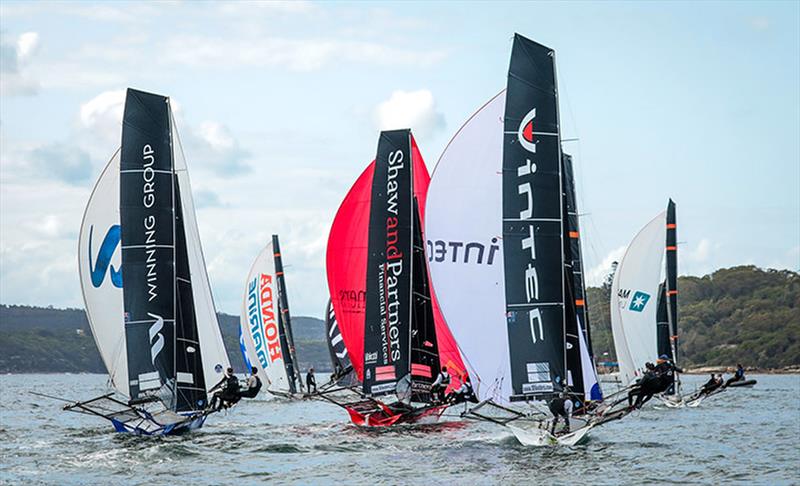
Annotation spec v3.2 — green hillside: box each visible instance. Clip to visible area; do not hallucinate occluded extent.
[587,265,799,369]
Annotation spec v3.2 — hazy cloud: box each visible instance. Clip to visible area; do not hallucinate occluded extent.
[586,245,627,287]
[193,188,225,209]
[0,31,40,96]
[25,143,93,185]
[160,36,447,71]
[375,89,446,140]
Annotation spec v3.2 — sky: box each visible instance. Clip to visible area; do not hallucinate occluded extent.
[1,1,798,318]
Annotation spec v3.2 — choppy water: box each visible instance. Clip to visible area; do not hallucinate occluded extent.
[0,374,798,485]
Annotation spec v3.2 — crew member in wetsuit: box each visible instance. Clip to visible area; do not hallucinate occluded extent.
[628,362,659,409]
[431,367,451,403]
[654,355,684,394]
[724,364,746,387]
[549,387,573,435]
[306,367,317,394]
[698,373,722,396]
[238,367,262,399]
[447,375,478,405]
[210,367,240,411]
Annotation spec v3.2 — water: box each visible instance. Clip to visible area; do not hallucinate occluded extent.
[0,374,798,485]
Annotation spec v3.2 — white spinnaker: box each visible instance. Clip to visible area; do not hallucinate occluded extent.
[240,242,291,393]
[610,210,666,386]
[78,151,128,396]
[171,113,230,396]
[425,92,510,401]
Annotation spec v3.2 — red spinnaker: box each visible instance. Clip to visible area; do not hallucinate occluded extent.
[326,136,466,391]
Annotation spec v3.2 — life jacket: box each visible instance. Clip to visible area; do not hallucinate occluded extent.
[252,376,262,393]
[548,397,567,416]
[440,372,451,385]
[224,375,240,393]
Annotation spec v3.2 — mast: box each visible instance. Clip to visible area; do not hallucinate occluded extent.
[273,234,302,394]
[664,199,680,392]
[502,34,566,401]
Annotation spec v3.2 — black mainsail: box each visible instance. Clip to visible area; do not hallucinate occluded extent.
[120,89,180,406]
[363,130,415,398]
[502,35,566,400]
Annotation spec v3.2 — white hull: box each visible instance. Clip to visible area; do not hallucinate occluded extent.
[507,423,592,447]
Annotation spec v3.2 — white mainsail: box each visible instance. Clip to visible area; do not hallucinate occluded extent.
[610,210,667,386]
[171,113,230,395]
[424,91,509,401]
[240,242,292,394]
[78,150,128,396]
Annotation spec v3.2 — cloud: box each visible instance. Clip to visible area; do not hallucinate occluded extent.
[184,122,252,177]
[585,245,627,287]
[160,36,447,71]
[28,143,94,185]
[374,89,446,139]
[79,89,126,146]
[749,16,770,31]
[686,238,712,263]
[193,189,225,209]
[0,31,40,96]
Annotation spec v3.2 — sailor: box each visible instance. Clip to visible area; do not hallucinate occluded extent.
[306,367,317,394]
[333,362,344,380]
[209,367,240,411]
[447,374,477,405]
[237,367,262,399]
[654,355,683,394]
[628,363,659,409]
[724,364,746,387]
[698,373,721,396]
[548,387,573,435]
[431,366,451,402]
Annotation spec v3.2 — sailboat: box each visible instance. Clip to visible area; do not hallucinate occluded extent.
[239,235,305,398]
[323,129,466,426]
[66,88,231,435]
[609,200,684,406]
[425,34,621,446]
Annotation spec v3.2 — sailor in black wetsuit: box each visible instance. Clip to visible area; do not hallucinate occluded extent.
[306,368,317,394]
[724,364,746,387]
[654,355,683,394]
[238,367,262,399]
[431,367,451,403]
[549,387,573,435]
[628,362,659,409]
[447,375,478,405]
[698,373,722,396]
[209,367,240,411]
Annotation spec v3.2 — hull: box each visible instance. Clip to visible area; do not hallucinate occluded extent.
[344,400,449,427]
[507,422,592,447]
[727,379,757,388]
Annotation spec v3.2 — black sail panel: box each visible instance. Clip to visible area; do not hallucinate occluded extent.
[173,178,207,411]
[562,153,593,359]
[363,130,413,397]
[502,34,566,400]
[325,299,353,378]
[656,283,672,359]
[273,234,301,394]
[665,200,679,365]
[409,197,440,402]
[561,154,585,400]
[120,88,176,403]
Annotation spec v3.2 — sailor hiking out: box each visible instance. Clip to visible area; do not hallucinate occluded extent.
[210,367,241,411]
[447,374,478,405]
[238,367,262,399]
[724,364,746,387]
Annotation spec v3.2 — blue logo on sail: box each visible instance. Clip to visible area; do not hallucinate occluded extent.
[89,225,123,288]
[628,291,650,312]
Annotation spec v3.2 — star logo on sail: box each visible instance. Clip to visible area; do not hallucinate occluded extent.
[628,291,650,312]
